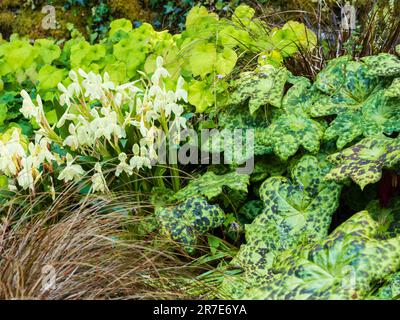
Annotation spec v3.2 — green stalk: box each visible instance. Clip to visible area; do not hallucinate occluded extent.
[160,116,180,192]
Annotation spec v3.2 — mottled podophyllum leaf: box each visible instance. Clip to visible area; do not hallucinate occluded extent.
[323,91,400,148]
[310,58,379,117]
[174,171,250,201]
[385,78,400,98]
[156,196,225,252]
[201,111,273,161]
[362,53,400,77]
[243,210,400,300]
[229,65,288,114]
[326,136,400,189]
[268,112,324,160]
[324,112,364,149]
[282,75,317,113]
[232,155,341,276]
[373,272,400,300]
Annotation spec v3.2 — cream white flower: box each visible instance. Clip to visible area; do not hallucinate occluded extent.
[91,162,108,193]
[58,154,85,182]
[115,152,133,177]
[20,90,38,119]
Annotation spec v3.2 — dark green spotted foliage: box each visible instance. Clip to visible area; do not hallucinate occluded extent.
[228,64,288,114]
[326,136,400,189]
[386,78,400,98]
[200,110,272,162]
[268,113,324,161]
[230,156,341,283]
[373,272,400,299]
[243,211,400,300]
[174,171,250,201]
[156,196,225,252]
[362,53,400,77]
[308,56,400,149]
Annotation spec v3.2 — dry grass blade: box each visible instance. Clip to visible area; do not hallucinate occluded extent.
[0,193,203,300]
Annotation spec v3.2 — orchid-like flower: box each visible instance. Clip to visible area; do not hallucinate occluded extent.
[58,153,85,183]
[91,162,108,193]
[20,90,38,119]
[115,152,133,177]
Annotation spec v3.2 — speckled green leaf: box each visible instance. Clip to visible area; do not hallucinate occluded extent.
[385,78,400,98]
[233,155,341,277]
[373,272,400,299]
[156,196,225,252]
[268,112,324,160]
[310,58,379,117]
[174,171,250,201]
[326,136,400,189]
[282,76,317,113]
[229,65,288,114]
[362,53,400,77]
[324,91,400,148]
[244,210,400,299]
[324,112,364,149]
[201,110,273,161]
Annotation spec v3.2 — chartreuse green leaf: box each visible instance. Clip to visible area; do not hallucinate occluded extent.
[229,65,288,114]
[243,211,400,300]
[232,155,341,278]
[109,18,133,37]
[188,79,214,113]
[362,53,400,77]
[34,39,61,65]
[326,136,400,189]
[189,42,217,78]
[156,196,225,252]
[1,40,37,72]
[268,112,324,161]
[268,21,317,57]
[174,171,249,201]
[37,65,67,92]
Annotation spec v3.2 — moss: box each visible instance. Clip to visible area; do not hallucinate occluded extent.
[107,0,154,22]
[0,1,154,40]
[9,6,91,40]
[0,12,15,38]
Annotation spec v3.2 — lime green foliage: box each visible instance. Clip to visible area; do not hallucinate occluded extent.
[244,211,400,299]
[178,5,316,113]
[326,136,400,189]
[174,171,249,201]
[156,196,225,252]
